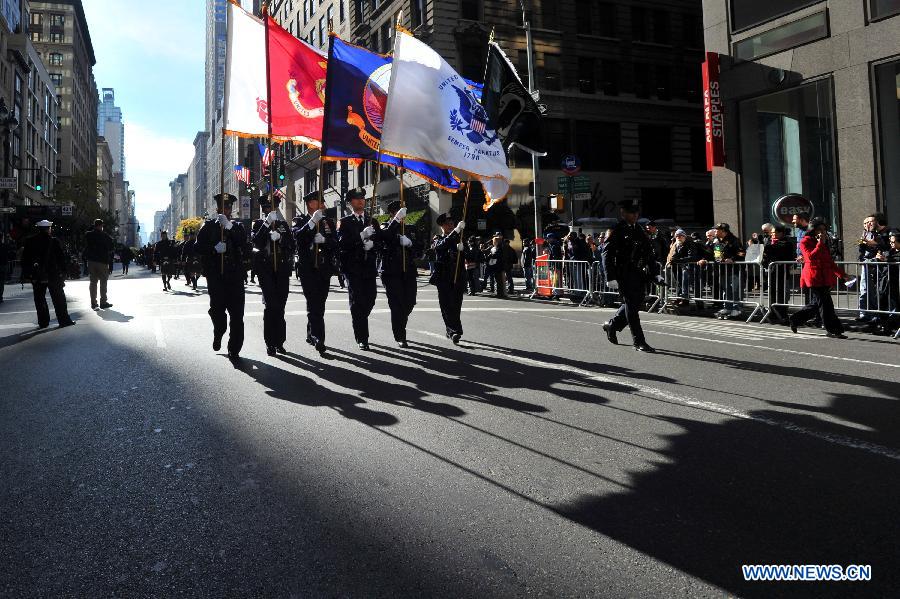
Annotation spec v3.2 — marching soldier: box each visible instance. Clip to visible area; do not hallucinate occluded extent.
[430,213,466,344]
[154,231,177,292]
[180,229,201,291]
[196,193,249,360]
[601,200,665,353]
[337,188,382,350]
[294,191,337,355]
[377,201,417,348]
[253,196,295,356]
[20,220,75,329]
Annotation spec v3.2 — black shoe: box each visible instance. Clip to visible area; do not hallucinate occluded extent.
[212,335,222,351]
[227,351,241,361]
[306,336,315,346]
[266,346,277,356]
[789,318,798,335]
[315,342,327,355]
[99,302,113,309]
[358,342,369,350]
[398,340,409,348]
[275,346,287,354]
[91,303,99,310]
[451,333,461,345]
[38,323,50,329]
[603,322,618,345]
[634,342,655,353]
[826,332,848,339]
[57,320,76,329]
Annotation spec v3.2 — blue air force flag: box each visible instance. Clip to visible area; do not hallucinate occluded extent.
[321,35,459,191]
[380,31,510,201]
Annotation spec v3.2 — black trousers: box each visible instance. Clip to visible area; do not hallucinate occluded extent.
[207,275,245,353]
[465,268,481,294]
[793,286,843,334]
[300,269,332,345]
[609,274,646,345]
[33,280,71,327]
[345,272,377,343]
[258,266,291,348]
[436,280,465,337]
[382,273,417,341]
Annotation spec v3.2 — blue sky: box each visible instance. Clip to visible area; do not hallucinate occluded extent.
[82,0,207,242]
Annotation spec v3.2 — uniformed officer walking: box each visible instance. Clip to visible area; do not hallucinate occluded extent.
[601,200,663,352]
[154,230,177,292]
[180,229,201,291]
[430,213,466,344]
[21,220,75,329]
[294,191,337,355]
[197,193,249,360]
[377,200,416,347]
[337,188,382,350]
[253,197,295,356]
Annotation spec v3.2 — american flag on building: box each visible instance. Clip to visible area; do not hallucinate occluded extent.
[258,143,273,168]
[233,165,251,184]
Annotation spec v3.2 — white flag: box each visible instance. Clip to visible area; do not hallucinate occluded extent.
[381,31,510,201]
[223,2,268,137]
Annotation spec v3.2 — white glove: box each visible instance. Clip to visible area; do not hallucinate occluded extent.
[361,225,376,240]
[217,214,232,230]
[399,235,412,248]
[454,221,465,234]
[214,241,227,254]
[363,240,374,251]
[269,230,281,242]
[314,233,325,244]
[490,247,498,255]
[265,210,280,225]
[457,242,464,251]
[310,209,325,224]
[393,207,408,222]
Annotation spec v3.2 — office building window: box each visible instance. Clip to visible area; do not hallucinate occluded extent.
[327,5,333,27]
[639,125,672,171]
[597,3,616,37]
[461,0,479,20]
[542,0,559,30]
[49,14,64,27]
[652,10,670,45]
[729,0,820,32]
[49,32,63,43]
[600,60,619,95]
[655,65,670,100]
[459,44,483,80]
[577,57,595,94]
[542,53,562,91]
[633,63,651,98]
[340,0,347,23]
[871,0,900,19]
[682,13,704,48]
[733,11,828,61]
[874,59,900,223]
[30,12,41,25]
[380,21,391,53]
[689,127,707,173]
[539,118,569,170]
[48,52,62,66]
[411,0,424,26]
[631,6,648,41]
[738,79,838,238]
[576,0,592,35]
[303,0,309,25]
[49,73,62,86]
[575,121,621,171]
[319,16,326,47]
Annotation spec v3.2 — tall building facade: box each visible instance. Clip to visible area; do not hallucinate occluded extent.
[29,0,97,179]
[96,136,112,209]
[273,0,712,235]
[97,87,124,175]
[188,131,209,218]
[702,0,900,251]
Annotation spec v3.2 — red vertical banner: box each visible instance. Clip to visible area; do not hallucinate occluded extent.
[702,52,725,171]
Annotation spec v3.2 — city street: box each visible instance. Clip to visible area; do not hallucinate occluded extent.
[1,269,898,597]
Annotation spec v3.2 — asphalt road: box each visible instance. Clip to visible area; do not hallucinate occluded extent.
[1,267,898,598]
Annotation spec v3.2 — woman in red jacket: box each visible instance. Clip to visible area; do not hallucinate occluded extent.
[789,218,849,338]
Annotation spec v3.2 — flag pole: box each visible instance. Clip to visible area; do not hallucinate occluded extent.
[263,3,277,271]
[520,3,542,241]
[454,181,472,286]
[317,19,335,270]
[399,166,406,273]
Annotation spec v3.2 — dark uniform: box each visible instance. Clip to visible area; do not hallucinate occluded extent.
[154,235,178,291]
[180,235,201,290]
[252,206,296,355]
[378,202,418,346]
[602,201,657,352]
[294,194,337,353]
[196,194,249,358]
[430,213,466,343]
[337,208,382,349]
[21,222,74,328]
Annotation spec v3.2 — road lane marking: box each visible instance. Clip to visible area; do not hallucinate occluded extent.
[412,329,900,462]
[154,318,166,348]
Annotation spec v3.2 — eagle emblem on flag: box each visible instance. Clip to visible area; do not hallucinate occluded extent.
[449,85,498,146]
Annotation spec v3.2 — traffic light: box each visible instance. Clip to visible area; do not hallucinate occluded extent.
[278,172,285,182]
[35,173,42,192]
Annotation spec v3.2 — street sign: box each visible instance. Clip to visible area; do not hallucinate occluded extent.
[561,155,581,176]
[0,206,14,213]
[573,193,592,201]
[772,194,813,226]
[0,177,17,189]
[558,175,591,199]
[572,175,591,193]
[61,205,73,216]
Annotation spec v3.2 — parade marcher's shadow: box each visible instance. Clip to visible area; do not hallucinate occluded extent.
[546,396,900,598]
[233,357,398,427]
[95,309,134,323]
[0,326,56,350]
[278,351,466,418]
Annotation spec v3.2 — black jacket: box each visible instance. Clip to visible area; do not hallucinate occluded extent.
[430,231,464,287]
[294,214,337,276]
[762,238,795,266]
[83,229,114,263]
[154,239,177,263]
[667,239,704,265]
[196,218,250,279]
[377,219,416,276]
[252,218,296,272]
[337,212,381,278]
[602,220,655,282]
[22,233,67,282]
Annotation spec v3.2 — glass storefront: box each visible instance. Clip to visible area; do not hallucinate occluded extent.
[874,59,900,224]
[739,79,839,235]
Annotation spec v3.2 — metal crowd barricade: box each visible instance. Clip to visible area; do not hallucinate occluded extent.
[587,261,664,312]
[531,259,594,306]
[661,261,766,322]
[763,261,899,327]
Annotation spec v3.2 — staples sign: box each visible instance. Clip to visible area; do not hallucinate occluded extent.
[702,52,725,171]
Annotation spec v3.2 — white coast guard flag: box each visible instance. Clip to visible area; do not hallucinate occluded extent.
[223,1,268,137]
[381,31,510,201]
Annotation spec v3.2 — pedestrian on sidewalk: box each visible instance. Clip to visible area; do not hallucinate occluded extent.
[84,218,114,309]
[20,220,75,328]
[789,217,849,339]
[121,246,133,275]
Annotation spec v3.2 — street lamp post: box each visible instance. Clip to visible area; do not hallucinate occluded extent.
[0,98,20,233]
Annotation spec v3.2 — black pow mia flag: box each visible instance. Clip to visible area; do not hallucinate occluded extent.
[481,42,547,157]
